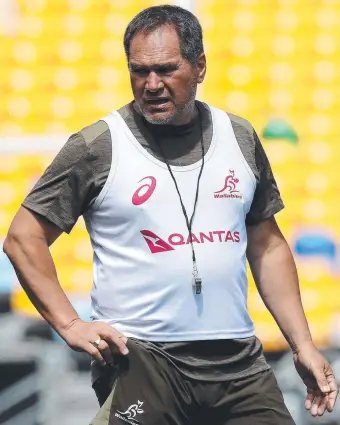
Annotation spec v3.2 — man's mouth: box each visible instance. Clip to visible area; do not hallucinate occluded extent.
[144,98,170,105]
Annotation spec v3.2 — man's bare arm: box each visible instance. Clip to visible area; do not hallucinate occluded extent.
[4,206,79,331]
[246,216,313,352]
[3,207,128,363]
[247,216,338,416]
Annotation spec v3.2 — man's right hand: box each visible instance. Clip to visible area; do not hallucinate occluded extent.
[59,319,129,366]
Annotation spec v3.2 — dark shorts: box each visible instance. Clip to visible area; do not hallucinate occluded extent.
[90,339,295,425]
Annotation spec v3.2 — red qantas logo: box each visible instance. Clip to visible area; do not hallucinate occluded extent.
[140,230,174,253]
[132,176,156,205]
[141,230,240,253]
[214,170,242,199]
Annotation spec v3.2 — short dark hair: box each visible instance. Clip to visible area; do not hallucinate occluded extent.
[123,5,204,65]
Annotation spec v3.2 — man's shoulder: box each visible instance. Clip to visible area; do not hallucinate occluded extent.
[226,112,254,135]
[205,103,254,136]
[77,120,110,148]
[117,102,133,121]
[75,103,133,148]
[206,104,259,179]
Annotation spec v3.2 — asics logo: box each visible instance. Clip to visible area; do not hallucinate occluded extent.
[132,176,156,205]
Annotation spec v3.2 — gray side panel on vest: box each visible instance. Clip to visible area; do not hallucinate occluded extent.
[227,112,259,183]
[80,120,110,147]
[79,120,113,209]
[118,104,131,121]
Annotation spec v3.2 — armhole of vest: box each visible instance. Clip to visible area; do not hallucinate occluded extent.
[224,111,257,190]
[92,114,118,210]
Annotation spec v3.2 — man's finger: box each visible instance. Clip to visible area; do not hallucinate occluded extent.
[107,335,128,356]
[86,342,106,366]
[327,390,339,412]
[311,395,322,417]
[317,395,328,416]
[97,339,114,365]
[100,327,129,355]
[305,390,314,410]
[326,376,338,412]
[118,333,128,345]
[315,371,330,394]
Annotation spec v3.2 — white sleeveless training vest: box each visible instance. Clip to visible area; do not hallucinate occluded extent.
[84,104,257,341]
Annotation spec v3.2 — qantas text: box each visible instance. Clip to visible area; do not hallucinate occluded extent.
[169,230,240,245]
[140,230,241,253]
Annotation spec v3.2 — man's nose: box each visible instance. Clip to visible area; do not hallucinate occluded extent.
[145,71,164,92]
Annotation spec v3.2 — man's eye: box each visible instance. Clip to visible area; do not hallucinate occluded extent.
[158,68,174,75]
[133,69,148,76]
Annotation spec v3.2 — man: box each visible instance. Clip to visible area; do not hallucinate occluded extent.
[4,5,338,425]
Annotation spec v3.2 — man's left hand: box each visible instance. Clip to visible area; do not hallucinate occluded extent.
[293,344,338,417]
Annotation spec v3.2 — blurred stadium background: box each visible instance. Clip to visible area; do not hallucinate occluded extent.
[1,0,340,424]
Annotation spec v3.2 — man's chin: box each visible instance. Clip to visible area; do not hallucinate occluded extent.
[142,110,177,125]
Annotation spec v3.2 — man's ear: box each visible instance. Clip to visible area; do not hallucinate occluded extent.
[196,53,206,84]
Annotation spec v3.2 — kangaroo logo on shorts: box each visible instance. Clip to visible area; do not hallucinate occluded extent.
[115,400,144,424]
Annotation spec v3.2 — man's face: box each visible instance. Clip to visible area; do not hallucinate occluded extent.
[128,25,205,125]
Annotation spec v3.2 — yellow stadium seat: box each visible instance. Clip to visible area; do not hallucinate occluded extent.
[1,0,168,134]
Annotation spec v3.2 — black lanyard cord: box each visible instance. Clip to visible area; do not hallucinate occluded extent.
[156,109,205,272]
